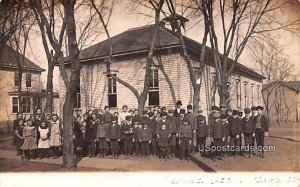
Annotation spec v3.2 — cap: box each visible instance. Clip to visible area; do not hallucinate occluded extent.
[180,109,186,114]
[125,115,132,121]
[238,111,243,116]
[244,108,251,114]
[257,106,264,110]
[213,112,221,119]
[160,112,168,117]
[142,110,148,115]
[148,112,154,117]
[232,110,239,115]
[251,106,257,111]
[187,104,193,109]
[111,116,118,121]
[176,100,182,106]
[211,106,218,110]
[220,114,227,119]
[168,109,174,113]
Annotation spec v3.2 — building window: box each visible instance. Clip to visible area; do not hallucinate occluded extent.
[12,97,19,113]
[74,80,81,109]
[108,74,117,107]
[257,85,261,104]
[26,73,31,87]
[235,78,240,108]
[15,72,20,86]
[149,69,159,106]
[22,97,31,113]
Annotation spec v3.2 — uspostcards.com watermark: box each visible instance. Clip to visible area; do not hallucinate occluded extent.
[200,145,276,153]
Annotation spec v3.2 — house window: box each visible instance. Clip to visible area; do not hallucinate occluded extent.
[108,74,117,107]
[12,97,19,113]
[74,81,81,109]
[15,72,20,86]
[26,73,31,87]
[149,69,159,106]
[22,97,31,113]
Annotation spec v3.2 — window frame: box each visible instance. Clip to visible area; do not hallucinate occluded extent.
[148,69,160,106]
[25,73,32,87]
[12,97,19,113]
[14,72,20,86]
[22,96,31,113]
[107,74,117,108]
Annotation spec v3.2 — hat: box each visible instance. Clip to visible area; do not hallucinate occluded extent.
[111,116,118,121]
[257,106,264,110]
[197,115,206,121]
[220,114,227,119]
[211,105,218,110]
[232,109,239,115]
[142,110,148,115]
[226,108,233,112]
[238,111,243,116]
[182,116,189,122]
[251,106,257,111]
[176,100,182,106]
[180,109,186,114]
[212,112,221,119]
[244,108,251,114]
[148,112,154,117]
[168,109,174,113]
[125,115,132,121]
[187,104,193,109]
[161,112,168,116]
[122,105,128,109]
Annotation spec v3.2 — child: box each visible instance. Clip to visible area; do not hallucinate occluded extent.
[178,117,193,161]
[49,114,62,159]
[168,109,179,159]
[96,115,109,158]
[228,110,242,158]
[210,112,226,160]
[85,113,97,157]
[73,115,83,158]
[121,116,134,158]
[148,112,158,157]
[196,110,209,157]
[132,119,141,157]
[13,112,23,152]
[241,108,255,158]
[220,114,230,157]
[38,120,50,159]
[157,124,170,161]
[107,116,120,159]
[138,122,152,158]
[14,119,25,159]
[21,119,38,160]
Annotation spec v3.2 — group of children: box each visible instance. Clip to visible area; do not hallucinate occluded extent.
[13,100,269,162]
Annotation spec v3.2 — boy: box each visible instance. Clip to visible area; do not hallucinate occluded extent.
[107,116,121,159]
[148,112,158,157]
[241,108,255,158]
[138,122,152,158]
[96,115,109,158]
[220,114,230,157]
[179,116,193,161]
[73,115,83,158]
[132,119,141,157]
[86,113,97,157]
[228,110,241,157]
[103,106,113,124]
[196,110,209,157]
[174,100,182,117]
[255,106,269,158]
[157,124,170,160]
[186,105,197,155]
[121,116,134,158]
[168,109,180,159]
[210,112,226,160]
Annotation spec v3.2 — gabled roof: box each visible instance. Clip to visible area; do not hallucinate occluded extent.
[263,81,300,92]
[64,24,264,80]
[0,45,45,72]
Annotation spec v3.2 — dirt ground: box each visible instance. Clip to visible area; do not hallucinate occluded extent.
[0,123,299,172]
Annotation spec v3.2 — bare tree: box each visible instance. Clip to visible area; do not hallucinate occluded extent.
[91,0,164,112]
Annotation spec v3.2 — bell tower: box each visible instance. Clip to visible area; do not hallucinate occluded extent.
[162,13,189,34]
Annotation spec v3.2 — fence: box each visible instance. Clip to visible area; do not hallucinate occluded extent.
[0,120,13,135]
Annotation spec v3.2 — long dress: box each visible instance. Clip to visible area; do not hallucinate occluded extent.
[38,127,50,149]
[21,126,38,150]
[49,121,61,146]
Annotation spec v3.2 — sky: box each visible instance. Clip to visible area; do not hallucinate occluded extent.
[24,0,300,91]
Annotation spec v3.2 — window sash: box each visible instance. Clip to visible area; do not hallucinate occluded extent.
[12,97,18,113]
[149,70,159,90]
[22,97,31,113]
[14,72,20,86]
[26,73,31,87]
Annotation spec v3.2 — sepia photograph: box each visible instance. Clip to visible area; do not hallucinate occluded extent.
[0,0,300,186]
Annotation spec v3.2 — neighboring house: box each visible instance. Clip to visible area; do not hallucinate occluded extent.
[0,45,58,121]
[262,81,300,123]
[59,22,264,118]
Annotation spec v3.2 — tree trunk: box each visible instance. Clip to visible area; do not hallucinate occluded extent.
[219,76,229,107]
[137,96,146,113]
[45,63,54,113]
[193,84,200,113]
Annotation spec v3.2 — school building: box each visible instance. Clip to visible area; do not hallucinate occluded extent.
[59,22,264,118]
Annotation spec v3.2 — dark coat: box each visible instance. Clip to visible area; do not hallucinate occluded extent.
[138,127,152,142]
[149,118,158,138]
[121,123,134,140]
[185,112,197,130]
[157,130,170,147]
[228,118,241,136]
[73,121,83,142]
[196,115,209,137]
[211,121,226,139]
[256,114,269,132]
[97,122,108,138]
[179,124,192,138]
[168,116,180,134]
[241,117,256,134]
[107,123,121,140]
[157,119,171,135]
[85,120,97,142]
[103,112,113,123]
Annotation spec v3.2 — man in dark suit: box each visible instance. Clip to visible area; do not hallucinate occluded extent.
[174,100,183,117]
[255,106,269,158]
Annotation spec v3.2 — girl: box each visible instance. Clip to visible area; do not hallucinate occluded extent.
[14,119,25,159]
[21,119,38,160]
[38,121,50,159]
[13,112,23,153]
[49,114,62,159]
